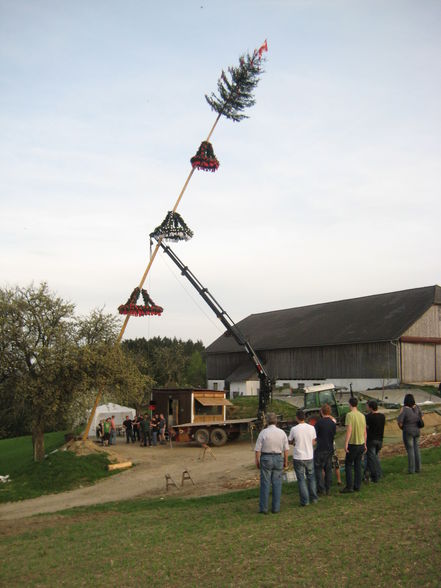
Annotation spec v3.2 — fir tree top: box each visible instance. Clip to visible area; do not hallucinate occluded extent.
[205,41,268,122]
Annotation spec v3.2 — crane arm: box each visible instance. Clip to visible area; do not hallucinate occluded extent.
[154,238,272,416]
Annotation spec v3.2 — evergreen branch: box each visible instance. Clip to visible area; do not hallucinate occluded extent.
[205,46,267,122]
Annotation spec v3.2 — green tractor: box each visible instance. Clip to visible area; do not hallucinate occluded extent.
[302,384,366,426]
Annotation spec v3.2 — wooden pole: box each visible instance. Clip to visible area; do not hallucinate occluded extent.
[82,388,103,440]
[112,112,222,342]
[82,115,223,440]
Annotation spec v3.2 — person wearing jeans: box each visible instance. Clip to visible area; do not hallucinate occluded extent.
[397,393,422,474]
[254,413,289,514]
[109,415,117,446]
[341,397,366,494]
[288,409,318,506]
[365,400,385,483]
[123,416,135,444]
[344,443,365,491]
[314,403,337,496]
[293,458,318,506]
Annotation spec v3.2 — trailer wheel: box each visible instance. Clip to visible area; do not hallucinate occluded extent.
[194,428,210,445]
[210,428,228,447]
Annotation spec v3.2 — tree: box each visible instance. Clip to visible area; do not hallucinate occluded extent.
[152,344,186,387]
[0,283,148,460]
[121,336,207,388]
[184,350,206,388]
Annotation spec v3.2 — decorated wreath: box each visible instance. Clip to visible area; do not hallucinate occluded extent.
[118,287,163,317]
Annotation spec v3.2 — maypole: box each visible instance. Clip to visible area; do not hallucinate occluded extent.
[82,40,268,440]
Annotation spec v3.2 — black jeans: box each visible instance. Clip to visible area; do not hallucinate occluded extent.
[345,444,365,490]
[314,449,333,492]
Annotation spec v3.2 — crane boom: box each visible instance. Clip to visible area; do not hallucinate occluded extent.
[154,238,272,416]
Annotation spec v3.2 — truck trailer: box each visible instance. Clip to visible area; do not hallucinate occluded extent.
[151,387,255,446]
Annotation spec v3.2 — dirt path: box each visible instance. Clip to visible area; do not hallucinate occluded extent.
[0,440,260,521]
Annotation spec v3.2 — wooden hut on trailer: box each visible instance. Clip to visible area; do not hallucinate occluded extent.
[151,388,256,446]
[151,388,232,428]
[206,285,441,394]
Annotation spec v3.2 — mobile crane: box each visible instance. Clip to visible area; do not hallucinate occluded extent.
[152,236,272,422]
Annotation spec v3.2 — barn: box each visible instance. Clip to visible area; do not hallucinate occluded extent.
[206,285,441,394]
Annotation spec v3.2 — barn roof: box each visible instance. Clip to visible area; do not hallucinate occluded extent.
[206,285,441,354]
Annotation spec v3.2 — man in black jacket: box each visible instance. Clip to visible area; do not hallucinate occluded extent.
[314,404,337,496]
[365,400,386,483]
[123,415,135,444]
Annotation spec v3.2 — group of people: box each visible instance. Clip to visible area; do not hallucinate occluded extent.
[254,393,424,513]
[96,416,117,446]
[122,413,167,447]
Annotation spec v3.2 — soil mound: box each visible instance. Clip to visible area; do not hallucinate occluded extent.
[64,439,123,463]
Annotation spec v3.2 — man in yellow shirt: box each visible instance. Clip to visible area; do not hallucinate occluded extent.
[340,397,366,493]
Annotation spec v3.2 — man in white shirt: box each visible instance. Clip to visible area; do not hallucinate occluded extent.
[255,412,289,514]
[288,409,318,506]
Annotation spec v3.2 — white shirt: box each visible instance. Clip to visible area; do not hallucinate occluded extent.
[288,423,316,460]
[255,424,289,454]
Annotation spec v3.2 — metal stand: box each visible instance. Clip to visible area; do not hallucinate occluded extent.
[165,473,178,491]
[181,470,195,486]
[199,443,216,461]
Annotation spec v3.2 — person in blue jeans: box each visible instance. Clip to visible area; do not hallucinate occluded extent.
[288,410,318,506]
[340,397,366,494]
[254,413,289,514]
[397,393,423,474]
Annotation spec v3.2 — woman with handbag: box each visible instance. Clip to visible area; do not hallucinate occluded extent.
[397,393,424,474]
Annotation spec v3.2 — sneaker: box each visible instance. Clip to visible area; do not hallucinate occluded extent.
[326,489,331,496]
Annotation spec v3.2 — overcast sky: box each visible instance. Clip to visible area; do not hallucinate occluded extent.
[1,0,440,346]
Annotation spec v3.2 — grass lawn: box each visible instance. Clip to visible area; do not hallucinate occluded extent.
[1,447,440,587]
[0,433,112,503]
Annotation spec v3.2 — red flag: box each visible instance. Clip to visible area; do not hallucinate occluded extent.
[258,39,268,58]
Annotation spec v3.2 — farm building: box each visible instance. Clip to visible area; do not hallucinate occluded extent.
[206,285,441,394]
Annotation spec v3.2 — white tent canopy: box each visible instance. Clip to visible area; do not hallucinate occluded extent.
[87,402,136,437]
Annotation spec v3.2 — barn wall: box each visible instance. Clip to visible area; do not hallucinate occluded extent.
[401,343,438,383]
[228,379,259,397]
[403,305,441,337]
[207,342,397,381]
[437,346,441,381]
[264,342,397,379]
[400,304,441,382]
[206,352,248,380]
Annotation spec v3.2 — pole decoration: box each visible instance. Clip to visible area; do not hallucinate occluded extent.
[118,287,163,317]
[150,211,194,242]
[191,141,220,172]
[205,40,268,122]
